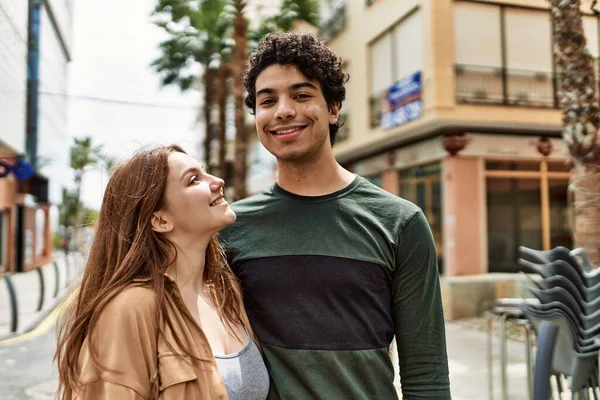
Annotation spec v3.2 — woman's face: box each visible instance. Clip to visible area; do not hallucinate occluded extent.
[158,152,236,238]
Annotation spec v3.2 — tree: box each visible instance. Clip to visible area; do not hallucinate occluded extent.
[152,0,230,170]
[70,136,103,228]
[226,0,320,200]
[152,0,320,199]
[229,0,249,200]
[551,0,600,265]
[101,155,119,177]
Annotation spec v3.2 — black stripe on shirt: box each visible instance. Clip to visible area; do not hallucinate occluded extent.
[237,255,394,350]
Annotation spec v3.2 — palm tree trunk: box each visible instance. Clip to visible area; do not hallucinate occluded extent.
[551,0,600,266]
[203,69,216,171]
[216,63,229,179]
[232,0,249,201]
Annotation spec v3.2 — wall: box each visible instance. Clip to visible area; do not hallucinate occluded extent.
[37,3,71,208]
[0,0,28,153]
[330,0,565,164]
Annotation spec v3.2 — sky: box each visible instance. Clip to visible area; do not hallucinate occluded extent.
[67,0,203,210]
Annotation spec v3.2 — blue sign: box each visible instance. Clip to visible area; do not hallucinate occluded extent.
[0,159,35,180]
[381,71,422,130]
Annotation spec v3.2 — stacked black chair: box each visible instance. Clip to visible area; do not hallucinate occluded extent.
[519,246,600,399]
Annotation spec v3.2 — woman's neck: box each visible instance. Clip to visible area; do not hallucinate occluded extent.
[165,235,211,294]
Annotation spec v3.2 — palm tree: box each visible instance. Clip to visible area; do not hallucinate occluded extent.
[152,0,229,170]
[153,0,320,198]
[229,0,249,201]
[227,0,320,200]
[70,137,103,228]
[551,0,600,265]
[102,155,119,177]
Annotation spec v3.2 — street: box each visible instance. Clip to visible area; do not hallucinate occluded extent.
[0,327,57,400]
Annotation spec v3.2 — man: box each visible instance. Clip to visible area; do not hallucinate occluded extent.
[220,32,451,399]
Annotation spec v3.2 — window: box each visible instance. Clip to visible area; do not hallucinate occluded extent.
[393,10,422,82]
[454,3,502,68]
[453,2,598,108]
[454,2,503,104]
[504,8,553,105]
[398,163,443,271]
[368,9,423,127]
[485,160,572,273]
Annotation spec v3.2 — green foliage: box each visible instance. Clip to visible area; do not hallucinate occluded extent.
[152,0,321,87]
[248,0,320,50]
[151,0,231,90]
[82,207,100,227]
[102,155,119,176]
[70,136,104,173]
[60,188,78,226]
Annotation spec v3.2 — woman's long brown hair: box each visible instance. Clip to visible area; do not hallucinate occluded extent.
[55,145,244,399]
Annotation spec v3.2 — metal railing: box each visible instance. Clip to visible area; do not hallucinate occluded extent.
[455,64,559,108]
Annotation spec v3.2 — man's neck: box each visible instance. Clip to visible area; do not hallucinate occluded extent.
[276,154,355,197]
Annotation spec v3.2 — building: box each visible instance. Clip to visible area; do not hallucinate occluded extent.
[324,0,583,318]
[0,0,72,273]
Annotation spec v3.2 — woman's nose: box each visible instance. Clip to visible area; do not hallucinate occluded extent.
[210,176,225,192]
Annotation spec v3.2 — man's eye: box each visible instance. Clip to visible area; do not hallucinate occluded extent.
[295,93,310,100]
[260,98,275,105]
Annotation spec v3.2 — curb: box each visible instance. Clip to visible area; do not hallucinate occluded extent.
[0,295,65,343]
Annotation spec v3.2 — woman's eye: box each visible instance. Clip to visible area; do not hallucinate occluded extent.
[189,175,199,185]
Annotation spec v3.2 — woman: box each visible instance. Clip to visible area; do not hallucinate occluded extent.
[56,145,269,400]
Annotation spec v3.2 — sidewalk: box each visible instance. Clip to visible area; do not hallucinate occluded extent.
[446,320,531,399]
[0,251,86,340]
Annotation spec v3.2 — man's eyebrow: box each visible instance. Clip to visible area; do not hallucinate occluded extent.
[256,82,317,97]
[290,82,317,91]
[256,87,275,97]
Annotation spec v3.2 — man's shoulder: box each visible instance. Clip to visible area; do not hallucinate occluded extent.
[230,187,277,215]
[353,176,421,220]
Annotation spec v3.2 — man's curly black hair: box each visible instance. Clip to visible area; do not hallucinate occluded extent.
[243,32,349,145]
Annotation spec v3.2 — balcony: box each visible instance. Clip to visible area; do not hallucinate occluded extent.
[455,64,561,108]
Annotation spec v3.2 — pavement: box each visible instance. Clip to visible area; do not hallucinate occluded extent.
[0,251,85,340]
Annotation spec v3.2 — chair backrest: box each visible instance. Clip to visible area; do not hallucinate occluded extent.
[523,310,598,393]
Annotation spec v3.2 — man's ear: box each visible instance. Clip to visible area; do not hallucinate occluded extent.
[151,211,173,233]
[328,103,340,125]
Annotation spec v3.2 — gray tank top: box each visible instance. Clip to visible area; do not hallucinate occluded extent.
[214,329,270,400]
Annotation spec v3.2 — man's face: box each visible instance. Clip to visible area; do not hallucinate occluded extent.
[254,64,339,163]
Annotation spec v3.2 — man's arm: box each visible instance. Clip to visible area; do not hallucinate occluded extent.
[392,210,451,399]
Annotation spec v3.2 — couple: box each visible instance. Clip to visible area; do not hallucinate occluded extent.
[56,32,451,399]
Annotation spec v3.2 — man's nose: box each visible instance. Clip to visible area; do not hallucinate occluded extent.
[274,98,296,120]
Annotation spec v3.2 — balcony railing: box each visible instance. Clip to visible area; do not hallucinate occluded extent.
[455,64,561,108]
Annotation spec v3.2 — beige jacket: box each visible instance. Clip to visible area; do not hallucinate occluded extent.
[75,277,257,399]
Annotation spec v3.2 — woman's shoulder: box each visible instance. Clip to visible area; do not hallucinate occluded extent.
[100,285,158,321]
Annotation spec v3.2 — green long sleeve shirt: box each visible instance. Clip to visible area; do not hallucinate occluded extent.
[220,176,451,399]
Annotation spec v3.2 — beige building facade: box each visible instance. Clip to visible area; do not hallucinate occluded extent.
[325,0,590,286]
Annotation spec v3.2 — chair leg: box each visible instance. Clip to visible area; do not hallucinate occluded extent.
[487,312,494,400]
[533,321,558,400]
